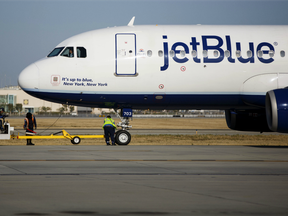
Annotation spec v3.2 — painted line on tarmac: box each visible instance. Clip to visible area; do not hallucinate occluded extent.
[1,173,288,176]
[0,159,288,162]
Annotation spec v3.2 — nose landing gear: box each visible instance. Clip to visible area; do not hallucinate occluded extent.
[114,109,132,145]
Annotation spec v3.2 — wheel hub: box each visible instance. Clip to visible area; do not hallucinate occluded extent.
[119,133,129,142]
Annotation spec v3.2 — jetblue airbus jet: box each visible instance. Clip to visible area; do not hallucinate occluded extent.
[18,17,288,144]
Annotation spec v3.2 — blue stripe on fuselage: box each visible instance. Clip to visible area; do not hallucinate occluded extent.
[24,90,265,110]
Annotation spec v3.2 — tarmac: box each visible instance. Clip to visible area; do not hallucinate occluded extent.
[0,145,288,216]
[13,128,287,136]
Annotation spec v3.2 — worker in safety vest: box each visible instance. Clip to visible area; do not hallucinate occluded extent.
[0,108,8,132]
[23,112,37,145]
[102,115,117,145]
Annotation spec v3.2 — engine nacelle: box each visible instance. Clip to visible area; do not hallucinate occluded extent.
[265,89,288,133]
[225,109,271,132]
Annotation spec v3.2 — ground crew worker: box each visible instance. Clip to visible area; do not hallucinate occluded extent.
[102,115,117,145]
[0,108,7,132]
[23,112,37,145]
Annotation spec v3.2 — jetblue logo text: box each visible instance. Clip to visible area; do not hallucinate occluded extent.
[161,35,275,71]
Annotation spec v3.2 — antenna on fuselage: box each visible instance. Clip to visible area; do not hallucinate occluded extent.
[128,16,135,27]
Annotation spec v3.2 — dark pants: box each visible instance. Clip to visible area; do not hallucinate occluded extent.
[26,134,33,145]
[104,126,115,144]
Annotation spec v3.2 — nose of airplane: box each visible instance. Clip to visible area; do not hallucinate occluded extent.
[18,63,39,91]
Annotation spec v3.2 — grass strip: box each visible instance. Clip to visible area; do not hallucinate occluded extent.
[1,134,287,146]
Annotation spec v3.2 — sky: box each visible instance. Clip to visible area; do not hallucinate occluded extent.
[1,0,288,88]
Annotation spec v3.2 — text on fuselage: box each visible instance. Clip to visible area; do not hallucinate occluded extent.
[160,35,276,71]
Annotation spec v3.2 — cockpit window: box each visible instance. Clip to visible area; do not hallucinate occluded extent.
[60,47,74,58]
[47,47,64,57]
[77,47,87,58]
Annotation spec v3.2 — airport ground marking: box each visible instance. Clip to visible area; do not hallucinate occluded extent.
[1,159,288,162]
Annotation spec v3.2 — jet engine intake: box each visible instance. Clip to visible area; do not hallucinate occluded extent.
[266,89,288,133]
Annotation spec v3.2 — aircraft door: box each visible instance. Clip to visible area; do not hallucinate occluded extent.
[115,33,137,76]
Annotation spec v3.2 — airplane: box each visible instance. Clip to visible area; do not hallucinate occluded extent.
[18,17,288,145]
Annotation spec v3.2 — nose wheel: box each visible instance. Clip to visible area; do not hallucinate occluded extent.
[115,130,131,145]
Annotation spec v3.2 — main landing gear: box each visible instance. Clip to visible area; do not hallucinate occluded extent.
[114,109,132,145]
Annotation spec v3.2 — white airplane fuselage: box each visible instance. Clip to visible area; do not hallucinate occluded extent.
[18,24,288,132]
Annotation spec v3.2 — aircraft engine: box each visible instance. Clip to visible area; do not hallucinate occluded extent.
[225,109,271,132]
[265,89,288,133]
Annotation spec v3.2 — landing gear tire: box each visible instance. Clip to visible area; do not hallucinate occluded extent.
[71,136,81,145]
[115,130,131,145]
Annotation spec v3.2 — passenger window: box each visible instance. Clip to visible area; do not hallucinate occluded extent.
[224,50,230,58]
[257,50,263,58]
[213,50,219,57]
[269,50,274,58]
[180,50,185,57]
[47,47,64,57]
[247,50,252,58]
[203,50,208,57]
[169,50,175,57]
[158,50,163,57]
[147,50,152,57]
[191,50,197,58]
[280,50,285,57]
[236,50,241,58]
[61,47,74,58]
[77,47,87,58]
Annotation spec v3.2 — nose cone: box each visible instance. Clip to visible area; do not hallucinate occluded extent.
[18,63,39,91]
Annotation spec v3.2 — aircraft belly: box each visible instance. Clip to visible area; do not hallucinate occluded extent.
[26,90,251,110]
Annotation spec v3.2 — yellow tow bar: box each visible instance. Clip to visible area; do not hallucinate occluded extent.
[11,130,104,145]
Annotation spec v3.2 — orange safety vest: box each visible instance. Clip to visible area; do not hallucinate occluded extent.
[24,115,35,129]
